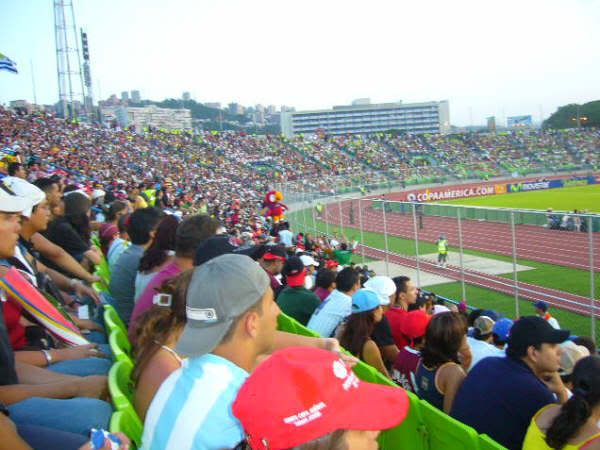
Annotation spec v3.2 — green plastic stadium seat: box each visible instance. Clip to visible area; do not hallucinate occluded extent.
[104,304,127,335]
[109,328,134,366]
[419,399,480,450]
[479,434,508,450]
[110,409,143,450]
[108,360,135,410]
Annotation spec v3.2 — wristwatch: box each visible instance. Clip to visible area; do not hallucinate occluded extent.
[41,349,53,366]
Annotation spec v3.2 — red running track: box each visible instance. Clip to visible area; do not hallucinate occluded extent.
[319,195,599,316]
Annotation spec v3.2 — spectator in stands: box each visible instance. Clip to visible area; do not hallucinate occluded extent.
[134,215,179,302]
[307,267,361,337]
[232,347,410,450]
[8,162,26,179]
[129,214,218,340]
[109,207,162,324]
[333,242,354,266]
[313,267,336,301]
[5,177,100,289]
[277,221,293,247]
[572,336,597,356]
[299,253,319,289]
[33,177,62,220]
[386,275,418,349]
[105,200,129,227]
[141,254,355,449]
[338,289,390,378]
[42,190,102,271]
[451,316,570,450]
[132,270,191,421]
[365,275,400,366]
[467,315,505,370]
[558,341,590,392]
[415,312,469,414]
[492,317,514,350]
[535,301,561,329]
[0,183,112,437]
[276,256,321,326]
[523,356,600,449]
[392,309,430,392]
[257,245,286,297]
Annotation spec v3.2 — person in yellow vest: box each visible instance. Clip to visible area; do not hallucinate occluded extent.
[534,301,561,329]
[436,233,449,268]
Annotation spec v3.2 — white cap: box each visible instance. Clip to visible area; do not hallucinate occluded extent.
[2,177,45,218]
[433,304,451,315]
[363,276,396,306]
[300,254,319,267]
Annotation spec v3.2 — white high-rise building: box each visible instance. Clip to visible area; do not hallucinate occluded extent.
[280,100,450,137]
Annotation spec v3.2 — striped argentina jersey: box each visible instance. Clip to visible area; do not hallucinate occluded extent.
[141,353,249,450]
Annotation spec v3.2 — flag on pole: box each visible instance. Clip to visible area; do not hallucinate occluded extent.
[0,53,18,74]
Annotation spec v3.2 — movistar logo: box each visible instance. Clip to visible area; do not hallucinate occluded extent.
[510,183,522,192]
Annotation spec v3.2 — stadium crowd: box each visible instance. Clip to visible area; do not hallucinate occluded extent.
[1,106,600,449]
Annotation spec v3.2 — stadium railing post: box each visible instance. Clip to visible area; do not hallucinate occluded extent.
[588,215,596,343]
[338,195,344,241]
[510,211,520,318]
[311,191,317,237]
[382,198,390,277]
[457,207,467,302]
[411,202,422,288]
[358,198,365,265]
[301,185,308,234]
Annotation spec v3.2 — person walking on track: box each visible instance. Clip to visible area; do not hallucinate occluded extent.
[437,233,449,268]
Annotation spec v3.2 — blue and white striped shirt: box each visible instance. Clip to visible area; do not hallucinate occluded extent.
[306,289,352,337]
[141,353,248,450]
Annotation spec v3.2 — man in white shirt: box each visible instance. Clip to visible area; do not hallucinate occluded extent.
[307,268,361,337]
[467,315,505,370]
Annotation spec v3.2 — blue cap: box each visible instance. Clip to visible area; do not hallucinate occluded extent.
[493,318,514,342]
[351,289,381,313]
[533,301,548,311]
[482,309,503,322]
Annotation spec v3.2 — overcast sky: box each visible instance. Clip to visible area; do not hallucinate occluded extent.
[2,0,599,126]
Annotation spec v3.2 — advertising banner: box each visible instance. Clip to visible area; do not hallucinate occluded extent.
[406,184,495,202]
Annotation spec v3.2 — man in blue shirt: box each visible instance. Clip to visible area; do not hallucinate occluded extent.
[451,316,570,450]
[307,268,361,337]
[108,207,162,324]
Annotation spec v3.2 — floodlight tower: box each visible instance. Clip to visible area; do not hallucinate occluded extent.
[54,0,86,119]
[80,29,94,112]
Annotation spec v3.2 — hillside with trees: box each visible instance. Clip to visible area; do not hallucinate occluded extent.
[543,100,600,129]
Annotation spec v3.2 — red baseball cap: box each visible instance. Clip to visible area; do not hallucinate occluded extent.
[399,310,432,340]
[232,347,409,449]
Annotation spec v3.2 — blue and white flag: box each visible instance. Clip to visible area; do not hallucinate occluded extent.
[0,53,18,74]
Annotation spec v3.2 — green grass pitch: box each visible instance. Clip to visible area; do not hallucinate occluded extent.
[440,184,600,212]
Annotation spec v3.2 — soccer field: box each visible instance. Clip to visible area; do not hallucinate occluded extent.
[440,184,600,212]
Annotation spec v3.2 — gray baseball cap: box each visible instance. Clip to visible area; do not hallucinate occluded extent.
[175,253,270,358]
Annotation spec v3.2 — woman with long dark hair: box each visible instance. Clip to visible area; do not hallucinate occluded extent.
[523,355,600,449]
[134,215,179,301]
[414,312,468,413]
[43,190,102,270]
[338,288,390,378]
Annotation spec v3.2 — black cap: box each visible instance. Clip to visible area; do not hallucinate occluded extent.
[194,235,264,266]
[262,245,287,262]
[283,256,304,277]
[507,316,570,351]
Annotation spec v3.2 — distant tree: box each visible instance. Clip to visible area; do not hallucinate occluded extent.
[543,100,600,129]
